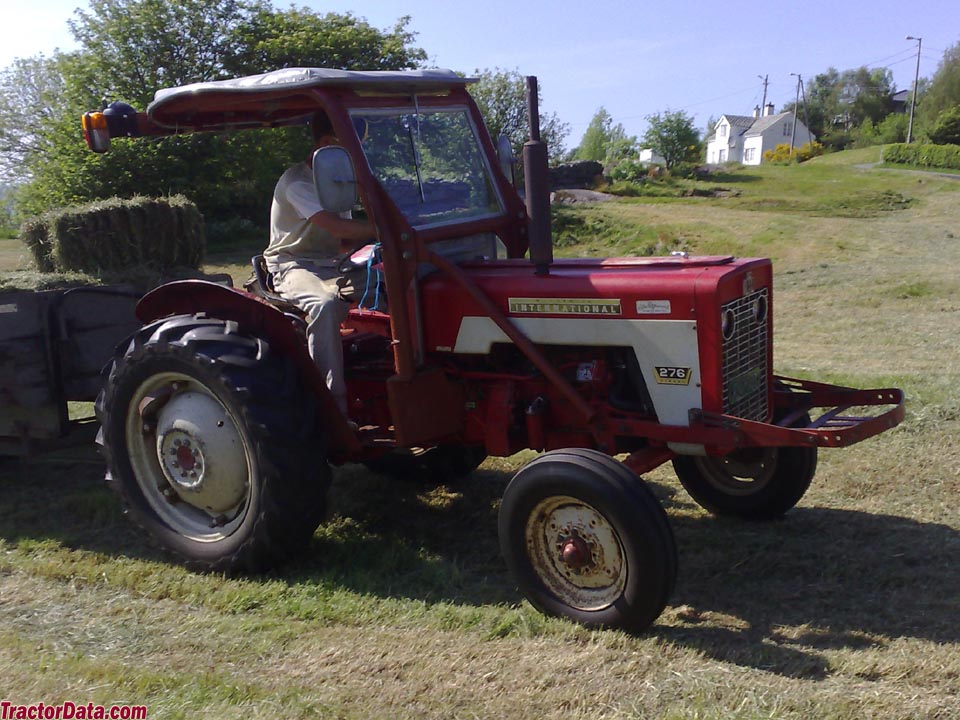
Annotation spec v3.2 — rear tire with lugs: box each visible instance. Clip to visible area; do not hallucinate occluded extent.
[96,314,330,573]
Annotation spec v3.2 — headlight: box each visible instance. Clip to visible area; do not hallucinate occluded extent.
[721,308,736,340]
[752,294,768,324]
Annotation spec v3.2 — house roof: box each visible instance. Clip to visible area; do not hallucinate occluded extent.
[744,112,793,137]
[721,115,757,132]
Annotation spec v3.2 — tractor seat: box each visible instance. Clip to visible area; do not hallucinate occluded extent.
[244,255,303,315]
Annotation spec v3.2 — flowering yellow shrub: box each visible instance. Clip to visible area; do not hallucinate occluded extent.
[763,141,824,163]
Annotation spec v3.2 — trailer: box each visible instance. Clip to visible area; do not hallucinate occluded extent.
[0,286,141,455]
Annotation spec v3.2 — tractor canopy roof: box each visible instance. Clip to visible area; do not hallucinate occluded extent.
[146,67,476,131]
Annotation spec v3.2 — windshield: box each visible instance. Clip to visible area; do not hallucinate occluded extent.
[351,106,503,228]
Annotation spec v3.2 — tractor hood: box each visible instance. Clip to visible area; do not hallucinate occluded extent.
[420,254,763,353]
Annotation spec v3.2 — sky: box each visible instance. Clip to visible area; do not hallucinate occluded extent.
[0,0,956,151]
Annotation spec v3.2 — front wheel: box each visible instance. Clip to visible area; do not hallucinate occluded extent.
[672,442,817,520]
[96,315,330,572]
[498,449,676,632]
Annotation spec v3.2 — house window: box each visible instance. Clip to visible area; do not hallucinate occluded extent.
[744,148,755,162]
[783,122,792,136]
[720,124,727,138]
[719,149,726,162]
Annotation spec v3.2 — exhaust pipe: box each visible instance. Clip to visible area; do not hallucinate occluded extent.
[523,76,553,276]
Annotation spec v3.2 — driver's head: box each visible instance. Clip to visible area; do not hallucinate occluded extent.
[310,110,335,148]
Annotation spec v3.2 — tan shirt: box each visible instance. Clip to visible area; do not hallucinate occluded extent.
[266,162,341,261]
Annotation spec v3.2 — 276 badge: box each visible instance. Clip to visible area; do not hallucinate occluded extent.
[654,366,693,385]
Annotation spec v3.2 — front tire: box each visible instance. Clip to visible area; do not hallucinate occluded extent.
[498,449,676,632]
[96,315,330,572]
[672,442,817,520]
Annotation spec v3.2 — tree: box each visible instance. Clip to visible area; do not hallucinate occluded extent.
[6,0,427,236]
[468,67,569,165]
[930,105,960,145]
[69,0,265,106]
[227,9,425,74]
[704,115,718,140]
[785,66,895,150]
[0,54,71,182]
[641,110,700,169]
[919,42,960,134]
[574,107,636,164]
[853,113,908,148]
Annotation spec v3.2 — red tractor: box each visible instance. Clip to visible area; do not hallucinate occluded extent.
[82,68,904,631]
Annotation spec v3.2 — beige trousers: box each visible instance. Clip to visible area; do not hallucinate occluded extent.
[266,255,350,415]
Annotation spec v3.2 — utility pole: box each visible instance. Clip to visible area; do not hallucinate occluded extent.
[799,76,812,146]
[906,36,922,144]
[790,73,801,154]
[758,74,769,113]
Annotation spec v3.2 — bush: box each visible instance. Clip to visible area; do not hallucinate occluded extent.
[20,195,205,274]
[876,114,908,144]
[603,181,644,197]
[762,142,824,164]
[883,143,960,170]
[820,129,853,153]
[668,162,704,179]
[608,158,649,183]
[929,106,960,146]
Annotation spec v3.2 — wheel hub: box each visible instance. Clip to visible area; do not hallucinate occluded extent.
[176,444,197,472]
[159,430,205,490]
[154,390,249,514]
[527,496,627,611]
[560,534,593,571]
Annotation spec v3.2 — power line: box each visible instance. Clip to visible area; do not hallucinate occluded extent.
[675,83,762,110]
[862,47,917,67]
[879,56,920,70]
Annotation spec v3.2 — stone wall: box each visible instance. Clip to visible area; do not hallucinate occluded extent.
[548,161,603,190]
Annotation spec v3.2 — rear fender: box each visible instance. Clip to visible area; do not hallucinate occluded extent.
[136,280,360,457]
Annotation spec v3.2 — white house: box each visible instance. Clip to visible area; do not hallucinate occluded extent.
[705,104,815,165]
[637,148,666,166]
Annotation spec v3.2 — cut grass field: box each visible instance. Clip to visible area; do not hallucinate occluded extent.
[2,155,959,719]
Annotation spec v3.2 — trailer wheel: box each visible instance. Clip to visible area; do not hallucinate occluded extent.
[96,315,330,573]
[362,445,487,482]
[672,429,817,520]
[499,449,676,632]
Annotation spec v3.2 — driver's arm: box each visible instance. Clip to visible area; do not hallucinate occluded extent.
[307,210,374,252]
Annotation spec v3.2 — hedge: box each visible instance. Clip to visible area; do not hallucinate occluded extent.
[883,143,960,171]
[20,195,205,274]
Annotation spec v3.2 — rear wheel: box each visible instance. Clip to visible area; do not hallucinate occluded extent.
[498,449,676,632]
[96,315,330,572]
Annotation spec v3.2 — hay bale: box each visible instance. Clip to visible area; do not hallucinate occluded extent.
[0,270,102,293]
[20,195,205,275]
[19,217,55,272]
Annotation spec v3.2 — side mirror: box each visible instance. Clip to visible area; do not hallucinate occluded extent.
[312,146,357,214]
[497,135,516,185]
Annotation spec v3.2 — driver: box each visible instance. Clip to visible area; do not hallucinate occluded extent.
[264,110,373,424]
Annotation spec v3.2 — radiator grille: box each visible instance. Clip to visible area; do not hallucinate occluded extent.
[721,288,769,421]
